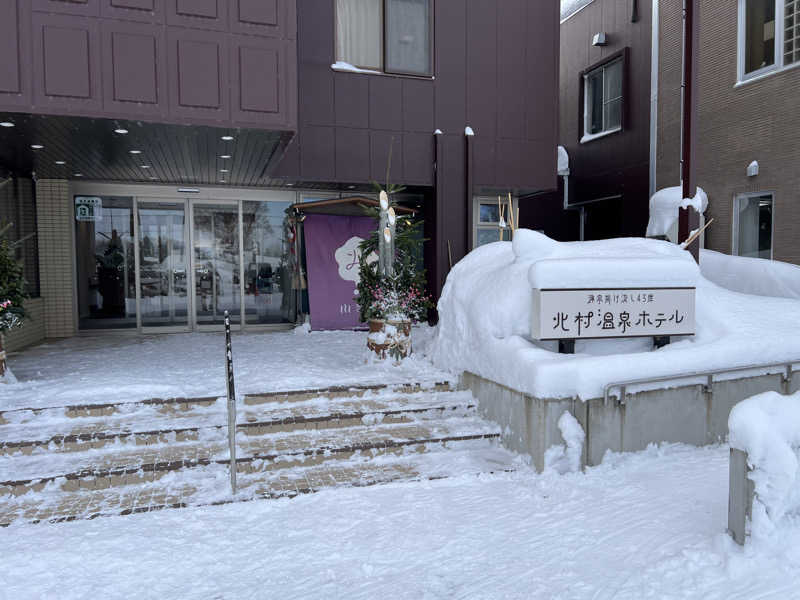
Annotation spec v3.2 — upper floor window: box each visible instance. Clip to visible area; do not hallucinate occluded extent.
[739,0,800,80]
[336,0,433,76]
[582,57,623,142]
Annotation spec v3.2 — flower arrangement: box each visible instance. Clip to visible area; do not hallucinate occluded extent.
[0,299,23,333]
[0,222,29,334]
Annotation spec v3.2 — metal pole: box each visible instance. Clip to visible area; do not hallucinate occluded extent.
[224,310,237,494]
[680,0,700,262]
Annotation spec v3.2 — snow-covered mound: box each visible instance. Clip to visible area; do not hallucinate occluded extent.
[729,391,800,538]
[646,186,708,239]
[701,249,800,300]
[431,231,800,400]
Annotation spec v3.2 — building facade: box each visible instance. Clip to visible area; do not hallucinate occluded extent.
[0,0,559,350]
[657,0,799,263]
[521,0,654,241]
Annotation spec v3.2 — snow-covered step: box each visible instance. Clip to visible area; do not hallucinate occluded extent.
[0,416,501,496]
[0,382,455,425]
[0,389,474,455]
[0,439,516,526]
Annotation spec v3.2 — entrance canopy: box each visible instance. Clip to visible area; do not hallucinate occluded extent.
[0,112,292,187]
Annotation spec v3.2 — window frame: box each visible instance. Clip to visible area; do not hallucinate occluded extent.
[578,49,628,144]
[737,0,800,82]
[732,191,775,259]
[473,196,517,249]
[334,0,435,78]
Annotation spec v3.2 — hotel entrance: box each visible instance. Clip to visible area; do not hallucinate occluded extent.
[74,185,297,333]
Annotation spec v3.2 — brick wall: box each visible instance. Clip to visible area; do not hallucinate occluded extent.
[36,179,76,338]
[657,0,800,263]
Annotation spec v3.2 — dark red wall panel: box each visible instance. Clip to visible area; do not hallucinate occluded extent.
[101,0,164,23]
[0,0,31,107]
[168,28,229,120]
[102,20,166,116]
[33,13,102,112]
[168,0,227,30]
[32,0,100,17]
[230,0,287,38]
[231,36,292,126]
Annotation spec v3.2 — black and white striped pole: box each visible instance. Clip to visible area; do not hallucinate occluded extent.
[224,310,237,494]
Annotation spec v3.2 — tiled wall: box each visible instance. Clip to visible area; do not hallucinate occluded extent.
[35,179,76,338]
[4,297,45,352]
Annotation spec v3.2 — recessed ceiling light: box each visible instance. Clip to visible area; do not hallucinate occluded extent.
[347,185,356,189]
[114,128,128,134]
[220,155,231,159]
[286,183,294,187]
[141,165,150,169]
[220,179,226,183]
[55,160,66,165]
[149,176,157,180]
[221,135,234,141]
[0,121,14,127]
[220,169,229,173]
[129,150,142,155]
[31,144,44,150]
[73,173,83,177]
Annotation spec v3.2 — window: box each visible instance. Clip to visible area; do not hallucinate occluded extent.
[733,193,773,259]
[336,0,433,76]
[473,197,516,248]
[739,0,800,80]
[582,58,623,142]
[0,179,40,298]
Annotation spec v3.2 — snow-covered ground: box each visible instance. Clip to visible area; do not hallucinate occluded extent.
[2,443,799,599]
[1,328,447,411]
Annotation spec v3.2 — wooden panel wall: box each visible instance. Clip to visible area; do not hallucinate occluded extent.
[0,0,297,130]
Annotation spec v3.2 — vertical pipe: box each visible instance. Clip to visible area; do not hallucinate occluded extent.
[224,310,237,494]
[680,0,700,262]
[465,127,474,251]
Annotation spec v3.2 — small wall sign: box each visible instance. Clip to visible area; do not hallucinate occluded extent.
[75,196,102,222]
[532,287,696,340]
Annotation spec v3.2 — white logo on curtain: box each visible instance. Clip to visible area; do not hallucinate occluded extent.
[334,236,377,287]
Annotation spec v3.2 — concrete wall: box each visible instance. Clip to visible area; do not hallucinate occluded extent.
[657,0,800,263]
[36,179,76,339]
[463,369,794,470]
[3,297,45,352]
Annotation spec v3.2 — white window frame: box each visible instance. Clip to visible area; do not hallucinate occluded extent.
[473,196,517,248]
[732,191,775,259]
[581,58,623,144]
[737,0,800,83]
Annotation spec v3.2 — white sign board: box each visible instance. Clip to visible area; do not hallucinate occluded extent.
[75,196,102,222]
[532,288,695,340]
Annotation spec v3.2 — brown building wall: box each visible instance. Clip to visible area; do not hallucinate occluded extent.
[557,0,653,239]
[658,0,800,264]
[0,0,297,131]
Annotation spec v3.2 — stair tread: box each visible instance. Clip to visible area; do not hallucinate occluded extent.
[0,442,517,526]
[1,416,501,484]
[0,390,475,446]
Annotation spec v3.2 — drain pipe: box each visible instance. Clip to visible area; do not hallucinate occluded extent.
[224,311,237,494]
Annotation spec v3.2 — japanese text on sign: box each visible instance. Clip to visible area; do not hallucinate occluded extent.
[532,288,695,340]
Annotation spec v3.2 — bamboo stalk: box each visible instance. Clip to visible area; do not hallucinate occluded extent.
[681,217,714,249]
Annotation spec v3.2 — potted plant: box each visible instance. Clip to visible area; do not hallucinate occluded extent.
[355,188,432,361]
[0,222,30,380]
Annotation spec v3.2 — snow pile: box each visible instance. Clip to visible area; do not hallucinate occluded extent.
[431,230,800,400]
[729,391,800,538]
[557,145,569,175]
[646,186,708,238]
[544,411,585,474]
[701,249,800,300]
[561,0,593,20]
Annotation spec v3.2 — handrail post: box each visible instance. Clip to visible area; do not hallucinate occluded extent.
[224,310,237,494]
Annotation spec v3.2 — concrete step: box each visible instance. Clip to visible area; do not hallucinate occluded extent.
[0,389,473,455]
[0,416,501,496]
[0,381,454,424]
[0,439,517,526]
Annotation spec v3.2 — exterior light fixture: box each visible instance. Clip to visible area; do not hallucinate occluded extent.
[55,160,66,165]
[73,173,83,177]
[220,169,229,173]
[220,154,231,159]
[0,121,14,127]
[114,128,128,134]
[592,32,608,46]
[141,165,150,169]
[31,144,44,149]
[221,135,234,141]
[129,150,142,154]
[747,161,759,177]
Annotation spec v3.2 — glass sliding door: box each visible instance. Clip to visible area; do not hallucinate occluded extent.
[75,196,137,329]
[137,201,189,329]
[193,203,241,326]
[242,200,294,324]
